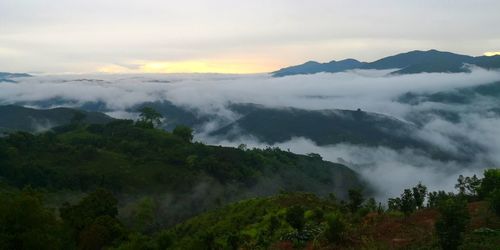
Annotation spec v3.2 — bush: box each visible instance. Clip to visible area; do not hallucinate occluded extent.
[488,188,500,216]
[478,169,500,199]
[435,197,470,250]
[324,213,346,243]
[285,206,305,232]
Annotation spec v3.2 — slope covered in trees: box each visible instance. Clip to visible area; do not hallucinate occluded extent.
[0,116,363,227]
[1,170,498,250]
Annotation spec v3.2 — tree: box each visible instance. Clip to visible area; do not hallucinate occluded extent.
[365,198,377,212]
[488,188,500,216]
[456,174,481,198]
[137,107,163,128]
[347,188,364,213]
[478,169,500,199]
[0,190,61,250]
[412,182,427,209]
[400,189,416,216]
[324,212,346,243]
[131,197,157,233]
[388,197,402,211]
[60,188,122,249]
[173,125,194,142]
[465,175,481,197]
[435,197,470,250]
[60,189,118,231]
[285,205,305,231]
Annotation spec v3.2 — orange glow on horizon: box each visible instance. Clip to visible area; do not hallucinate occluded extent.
[98,59,283,74]
[484,51,500,57]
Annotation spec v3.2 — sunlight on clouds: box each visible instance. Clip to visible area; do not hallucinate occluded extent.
[484,51,500,56]
[98,64,132,73]
[98,59,279,74]
[138,60,274,74]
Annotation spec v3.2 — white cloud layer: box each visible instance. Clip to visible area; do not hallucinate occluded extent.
[2,69,500,200]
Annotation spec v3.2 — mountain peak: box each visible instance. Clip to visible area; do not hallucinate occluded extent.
[272,50,500,77]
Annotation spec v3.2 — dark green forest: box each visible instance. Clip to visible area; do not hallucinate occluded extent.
[0,111,499,249]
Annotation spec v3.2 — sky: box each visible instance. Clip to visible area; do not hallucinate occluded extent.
[1,0,500,74]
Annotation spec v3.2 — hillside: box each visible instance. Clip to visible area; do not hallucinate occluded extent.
[0,119,363,226]
[272,50,500,77]
[152,192,500,249]
[211,105,422,148]
[0,105,114,133]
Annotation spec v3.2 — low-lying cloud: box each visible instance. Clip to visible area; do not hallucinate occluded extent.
[1,68,500,201]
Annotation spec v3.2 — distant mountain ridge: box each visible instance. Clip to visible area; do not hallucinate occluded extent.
[0,105,113,133]
[272,49,500,77]
[0,72,31,83]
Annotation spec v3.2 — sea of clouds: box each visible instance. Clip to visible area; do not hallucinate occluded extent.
[2,68,500,200]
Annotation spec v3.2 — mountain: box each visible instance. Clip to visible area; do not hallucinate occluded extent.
[272,50,500,77]
[272,59,365,77]
[0,72,31,83]
[0,120,364,226]
[211,104,420,148]
[0,105,114,133]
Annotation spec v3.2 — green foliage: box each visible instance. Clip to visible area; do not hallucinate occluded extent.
[324,212,346,243]
[427,191,455,208]
[0,189,61,250]
[488,188,500,216]
[348,188,364,213]
[459,228,500,250]
[60,188,118,231]
[478,169,500,199]
[455,174,481,198]
[285,205,305,231]
[412,182,427,209]
[400,189,416,216]
[172,125,194,142]
[435,197,470,250]
[137,107,163,128]
[60,189,124,249]
[130,197,157,233]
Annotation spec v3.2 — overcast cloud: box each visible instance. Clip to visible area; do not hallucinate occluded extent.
[1,0,500,73]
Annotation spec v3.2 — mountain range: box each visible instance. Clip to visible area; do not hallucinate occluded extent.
[0,72,31,83]
[272,49,500,77]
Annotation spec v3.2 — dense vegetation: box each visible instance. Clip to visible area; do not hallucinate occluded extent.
[0,169,498,250]
[0,109,498,249]
[0,112,361,226]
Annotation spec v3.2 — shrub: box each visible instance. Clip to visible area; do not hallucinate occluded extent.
[435,197,470,250]
[285,206,305,232]
[324,212,346,243]
[488,188,500,216]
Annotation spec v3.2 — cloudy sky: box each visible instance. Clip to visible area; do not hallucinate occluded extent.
[1,0,499,74]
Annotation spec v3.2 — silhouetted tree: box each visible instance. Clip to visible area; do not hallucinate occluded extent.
[388,197,402,211]
[478,169,500,199]
[412,182,427,209]
[137,107,163,128]
[400,189,416,216]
